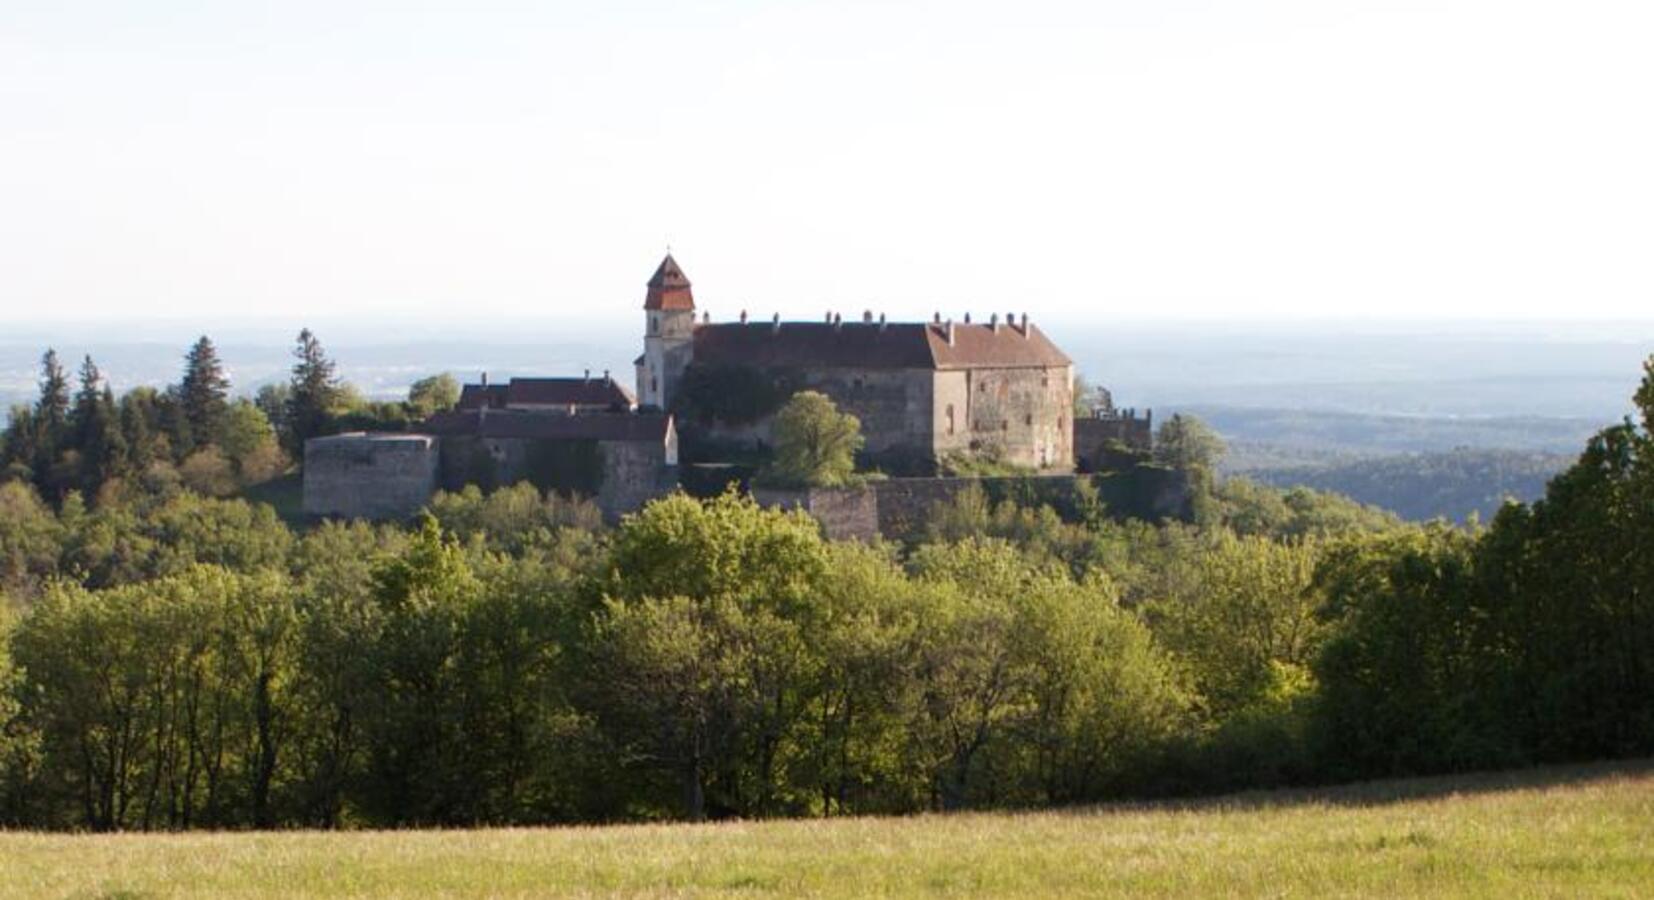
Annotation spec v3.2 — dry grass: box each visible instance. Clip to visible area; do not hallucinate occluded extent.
[3,761,1651,898]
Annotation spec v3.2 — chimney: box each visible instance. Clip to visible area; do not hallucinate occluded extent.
[878,312,887,331]
[964,312,972,324]
[833,312,843,330]
[480,371,488,387]
[739,309,748,324]
[933,311,941,324]
[945,319,955,345]
[826,310,833,323]
[772,312,781,334]
[603,369,611,382]
[863,309,874,324]
[990,312,1000,332]
[1022,313,1031,339]
[702,311,710,324]
[584,368,591,383]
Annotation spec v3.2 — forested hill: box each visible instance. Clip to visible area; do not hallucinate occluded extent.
[1243,449,1573,523]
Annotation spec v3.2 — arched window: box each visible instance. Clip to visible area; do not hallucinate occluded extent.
[946,404,956,435]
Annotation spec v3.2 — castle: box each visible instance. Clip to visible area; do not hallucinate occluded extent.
[303,255,1154,523]
[638,254,1077,473]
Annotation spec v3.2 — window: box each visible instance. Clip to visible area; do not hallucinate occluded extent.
[649,315,658,335]
[650,376,658,394]
[946,404,955,435]
[1025,414,1033,427]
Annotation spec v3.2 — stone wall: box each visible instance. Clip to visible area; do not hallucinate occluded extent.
[1075,412,1154,472]
[436,434,673,521]
[596,439,677,520]
[751,485,879,541]
[959,364,1075,470]
[750,467,1193,542]
[687,367,937,473]
[683,363,1074,475]
[303,433,440,520]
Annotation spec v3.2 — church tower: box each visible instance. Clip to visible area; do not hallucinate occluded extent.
[636,254,697,409]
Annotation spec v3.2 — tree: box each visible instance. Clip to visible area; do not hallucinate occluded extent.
[219,399,285,483]
[763,391,864,488]
[30,351,71,490]
[407,373,461,418]
[67,358,126,495]
[34,350,70,438]
[179,336,231,450]
[286,329,341,460]
[1153,413,1225,472]
[588,491,831,819]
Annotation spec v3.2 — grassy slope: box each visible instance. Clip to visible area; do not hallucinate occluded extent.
[3,761,1650,898]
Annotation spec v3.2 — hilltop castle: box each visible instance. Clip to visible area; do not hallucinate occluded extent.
[303,255,1155,524]
[637,254,1076,473]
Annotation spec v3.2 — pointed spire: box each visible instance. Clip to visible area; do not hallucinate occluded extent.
[644,254,695,311]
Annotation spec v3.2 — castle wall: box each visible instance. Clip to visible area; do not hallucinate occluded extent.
[437,434,674,521]
[750,484,879,541]
[682,366,939,473]
[960,364,1074,470]
[1075,414,1154,472]
[303,433,440,520]
[596,438,676,520]
[748,469,1192,543]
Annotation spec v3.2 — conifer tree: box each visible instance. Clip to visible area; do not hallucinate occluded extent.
[34,350,70,440]
[179,335,230,450]
[285,328,341,459]
[30,350,71,491]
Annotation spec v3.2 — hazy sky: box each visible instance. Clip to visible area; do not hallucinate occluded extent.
[3,1,1650,326]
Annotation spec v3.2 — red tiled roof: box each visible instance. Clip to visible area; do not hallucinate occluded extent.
[502,377,635,408]
[457,384,508,410]
[690,320,1069,371]
[423,410,673,442]
[644,254,695,311]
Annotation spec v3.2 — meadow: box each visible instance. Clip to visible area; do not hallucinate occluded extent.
[2,760,1649,899]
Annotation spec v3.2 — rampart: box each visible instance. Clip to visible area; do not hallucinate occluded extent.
[302,433,440,520]
[752,466,1192,542]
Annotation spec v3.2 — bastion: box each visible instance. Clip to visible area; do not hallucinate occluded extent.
[302,433,440,520]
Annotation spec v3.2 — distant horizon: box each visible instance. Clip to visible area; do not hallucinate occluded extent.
[5,2,1652,323]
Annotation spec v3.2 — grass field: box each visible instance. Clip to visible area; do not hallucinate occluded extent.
[3,761,1650,898]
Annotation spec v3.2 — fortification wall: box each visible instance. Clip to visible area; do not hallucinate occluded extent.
[751,485,879,541]
[1075,414,1154,472]
[751,467,1191,542]
[596,439,676,520]
[437,435,673,521]
[959,364,1074,470]
[303,433,440,520]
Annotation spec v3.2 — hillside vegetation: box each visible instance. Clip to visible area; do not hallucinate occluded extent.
[1242,448,1572,523]
[2,761,1649,898]
[1,353,1652,834]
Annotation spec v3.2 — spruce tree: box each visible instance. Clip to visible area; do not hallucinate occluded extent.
[285,328,341,460]
[31,350,71,490]
[179,335,231,450]
[35,350,70,438]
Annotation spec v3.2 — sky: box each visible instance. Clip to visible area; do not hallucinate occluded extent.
[2,0,1651,328]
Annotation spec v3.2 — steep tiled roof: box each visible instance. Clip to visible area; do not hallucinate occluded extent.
[423,410,673,442]
[644,254,695,311]
[503,377,635,408]
[457,384,508,410]
[690,320,1069,371]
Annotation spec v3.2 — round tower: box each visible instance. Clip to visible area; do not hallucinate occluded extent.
[637,254,697,409]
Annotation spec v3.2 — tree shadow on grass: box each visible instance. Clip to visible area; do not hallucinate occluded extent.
[1066,757,1654,817]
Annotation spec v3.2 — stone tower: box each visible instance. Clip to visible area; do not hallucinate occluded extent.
[636,254,697,409]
